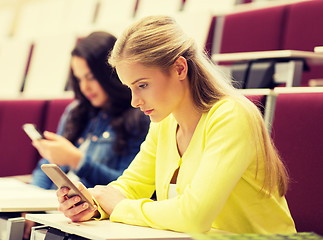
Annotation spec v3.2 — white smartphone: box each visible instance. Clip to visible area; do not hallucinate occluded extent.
[41,163,95,210]
[22,123,44,141]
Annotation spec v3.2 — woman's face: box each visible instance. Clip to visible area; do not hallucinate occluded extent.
[71,56,108,108]
[116,59,187,122]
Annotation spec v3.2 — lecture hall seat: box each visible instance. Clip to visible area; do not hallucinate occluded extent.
[282,0,323,86]
[217,5,288,89]
[93,0,137,37]
[204,16,217,56]
[43,98,74,133]
[245,94,266,115]
[219,5,287,54]
[22,34,76,96]
[0,100,47,177]
[271,92,323,235]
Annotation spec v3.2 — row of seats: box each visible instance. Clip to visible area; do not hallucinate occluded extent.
[211,0,323,86]
[0,92,265,178]
[0,0,252,41]
[2,0,318,98]
[1,88,322,235]
[0,0,247,98]
[0,97,73,177]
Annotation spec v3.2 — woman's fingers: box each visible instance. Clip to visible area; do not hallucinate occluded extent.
[58,195,80,212]
[57,187,68,197]
[56,185,97,222]
[68,205,97,222]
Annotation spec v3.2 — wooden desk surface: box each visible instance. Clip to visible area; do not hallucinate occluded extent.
[0,178,58,212]
[212,50,323,65]
[27,213,192,240]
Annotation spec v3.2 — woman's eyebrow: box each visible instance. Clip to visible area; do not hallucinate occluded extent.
[131,78,148,85]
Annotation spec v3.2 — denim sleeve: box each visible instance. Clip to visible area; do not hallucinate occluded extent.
[30,158,53,189]
[56,101,78,136]
[31,158,69,189]
[76,135,145,188]
[30,102,76,189]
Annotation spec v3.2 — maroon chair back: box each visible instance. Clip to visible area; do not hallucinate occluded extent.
[282,0,323,86]
[204,16,217,56]
[220,5,287,54]
[43,98,74,133]
[245,94,266,115]
[271,92,323,235]
[0,100,47,177]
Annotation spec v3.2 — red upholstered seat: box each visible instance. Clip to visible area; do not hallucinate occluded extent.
[245,94,266,115]
[220,5,287,54]
[271,92,323,235]
[43,98,74,133]
[0,100,47,177]
[282,0,323,86]
[204,16,217,56]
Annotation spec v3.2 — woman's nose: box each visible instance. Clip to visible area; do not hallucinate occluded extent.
[79,79,89,91]
[131,94,143,108]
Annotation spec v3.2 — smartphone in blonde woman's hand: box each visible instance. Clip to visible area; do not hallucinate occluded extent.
[41,163,95,210]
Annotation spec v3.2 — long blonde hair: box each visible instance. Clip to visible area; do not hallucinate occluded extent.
[109,15,289,196]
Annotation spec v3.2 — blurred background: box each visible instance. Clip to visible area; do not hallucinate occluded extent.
[0,0,300,99]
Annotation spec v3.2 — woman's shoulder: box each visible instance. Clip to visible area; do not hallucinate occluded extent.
[207,97,237,114]
[58,100,80,118]
[57,100,79,119]
[65,100,80,112]
[209,96,252,115]
[205,96,255,126]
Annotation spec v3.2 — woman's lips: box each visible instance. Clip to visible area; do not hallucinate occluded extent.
[143,109,153,115]
[87,94,97,101]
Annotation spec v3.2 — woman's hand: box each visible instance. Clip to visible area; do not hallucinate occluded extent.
[91,185,126,216]
[32,131,82,168]
[57,182,98,222]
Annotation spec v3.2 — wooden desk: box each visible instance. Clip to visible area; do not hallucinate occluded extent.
[0,178,58,212]
[212,50,323,87]
[27,213,192,240]
[212,50,323,64]
[314,46,323,53]
[0,178,58,240]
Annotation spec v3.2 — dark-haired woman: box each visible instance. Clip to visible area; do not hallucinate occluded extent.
[30,31,150,189]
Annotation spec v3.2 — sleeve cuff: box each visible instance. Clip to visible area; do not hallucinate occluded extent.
[91,197,110,220]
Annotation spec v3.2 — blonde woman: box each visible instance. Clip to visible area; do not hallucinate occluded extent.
[56,16,296,234]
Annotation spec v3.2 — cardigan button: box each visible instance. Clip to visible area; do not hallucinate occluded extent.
[91,135,98,142]
[102,131,110,139]
[77,137,84,144]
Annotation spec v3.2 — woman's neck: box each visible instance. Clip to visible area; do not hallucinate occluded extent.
[172,91,201,135]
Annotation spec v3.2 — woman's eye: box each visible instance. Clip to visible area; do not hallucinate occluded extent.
[139,83,148,88]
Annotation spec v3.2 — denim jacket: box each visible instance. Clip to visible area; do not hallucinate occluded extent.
[31,101,150,189]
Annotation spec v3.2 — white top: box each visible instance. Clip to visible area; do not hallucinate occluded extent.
[168,184,177,199]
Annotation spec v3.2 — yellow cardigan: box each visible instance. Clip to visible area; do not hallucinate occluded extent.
[98,98,296,234]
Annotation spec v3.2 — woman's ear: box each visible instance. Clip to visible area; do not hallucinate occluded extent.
[174,56,188,80]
